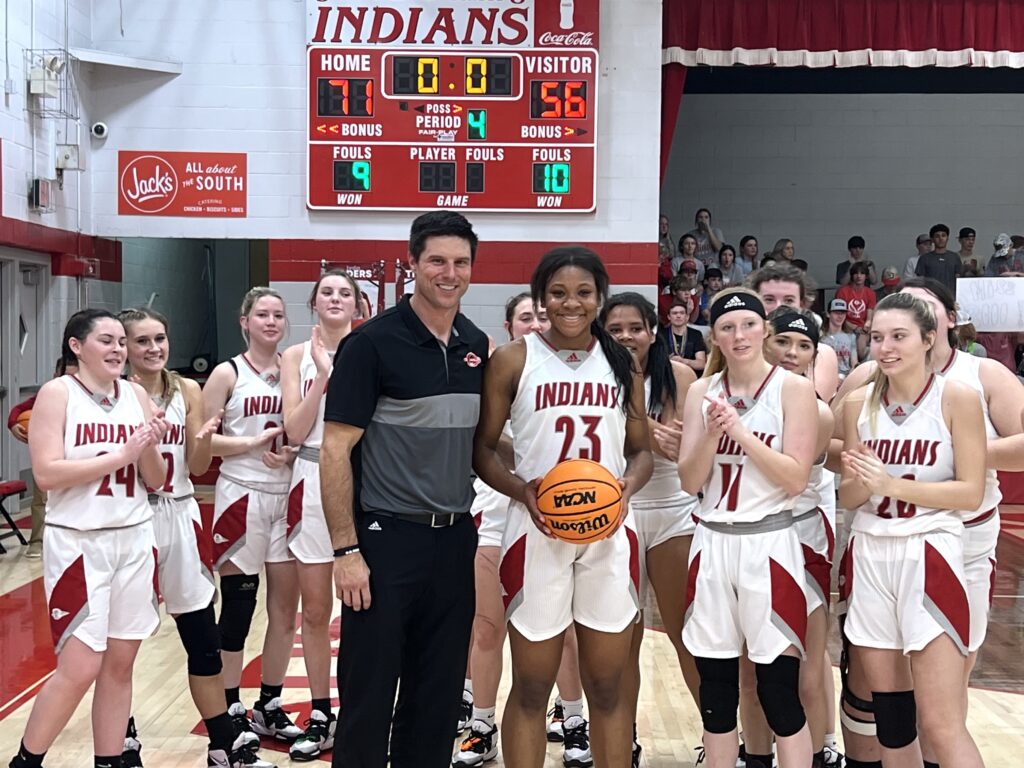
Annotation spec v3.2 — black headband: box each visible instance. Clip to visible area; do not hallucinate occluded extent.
[771,311,820,346]
[709,292,766,325]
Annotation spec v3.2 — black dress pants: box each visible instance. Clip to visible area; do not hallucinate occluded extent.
[333,511,477,768]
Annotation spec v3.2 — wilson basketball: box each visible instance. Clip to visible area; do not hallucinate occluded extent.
[16,410,31,435]
[536,458,623,544]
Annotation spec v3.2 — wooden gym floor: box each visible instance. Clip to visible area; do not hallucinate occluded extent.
[2,507,1024,766]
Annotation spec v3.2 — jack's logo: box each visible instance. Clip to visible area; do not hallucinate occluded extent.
[120,155,178,213]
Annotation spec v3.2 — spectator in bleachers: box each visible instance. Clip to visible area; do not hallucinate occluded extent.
[767,238,795,264]
[675,234,703,281]
[836,235,877,287]
[957,227,983,276]
[659,214,676,260]
[685,207,724,268]
[915,223,962,292]
[835,261,876,330]
[716,244,744,287]
[985,233,1024,276]
[698,268,724,324]
[791,259,809,273]
[903,233,932,279]
[658,243,673,291]
[737,235,758,277]
[875,265,901,301]
[821,298,858,380]
[956,311,988,358]
[658,270,700,326]
[662,299,707,375]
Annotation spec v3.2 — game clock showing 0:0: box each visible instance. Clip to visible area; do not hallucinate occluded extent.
[391,55,513,96]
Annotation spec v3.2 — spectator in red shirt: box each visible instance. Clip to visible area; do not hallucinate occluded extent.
[835,261,876,329]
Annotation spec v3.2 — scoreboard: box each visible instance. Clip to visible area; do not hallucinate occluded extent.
[306,0,599,213]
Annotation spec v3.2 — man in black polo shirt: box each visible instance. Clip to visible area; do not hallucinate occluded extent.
[321,210,488,768]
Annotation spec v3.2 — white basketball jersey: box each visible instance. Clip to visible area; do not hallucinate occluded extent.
[700,366,795,524]
[939,351,1001,517]
[220,354,289,483]
[473,422,514,510]
[634,376,690,503]
[852,375,960,536]
[299,340,330,449]
[510,334,627,483]
[150,388,194,498]
[46,376,153,530]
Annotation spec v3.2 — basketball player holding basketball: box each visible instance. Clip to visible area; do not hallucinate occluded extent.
[118,307,271,768]
[280,270,360,761]
[677,288,817,768]
[203,288,302,744]
[456,293,593,768]
[8,310,168,768]
[734,306,836,768]
[474,247,653,768]
[838,291,986,767]
[600,292,699,768]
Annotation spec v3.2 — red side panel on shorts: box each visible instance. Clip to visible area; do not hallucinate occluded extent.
[473,511,482,530]
[769,557,807,650]
[626,526,640,594]
[820,508,835,561]
[802,543,831,609]
[49,555,88,652]
[213,494,249,565]
[152,546,161,607]
[193,518,214,579]
[923,540,970,653]
[684,550,701,619]
[838,538,854,606]
[989,557,997,607]
[499,534,527,613]
[287,479,304,540]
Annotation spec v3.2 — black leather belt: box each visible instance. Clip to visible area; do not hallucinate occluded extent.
[372,511,465,528]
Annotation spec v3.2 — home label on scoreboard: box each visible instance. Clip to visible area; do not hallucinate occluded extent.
[306,0,599,213]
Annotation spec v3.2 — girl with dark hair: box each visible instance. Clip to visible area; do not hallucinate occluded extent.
[717,244,744,287]
[202,288,302,745]
[279,270,360,760]
[474,246,653,768]
[118,308,266,768]
[601,292,699,766]
[838,291,987,768]
[9,310,168,768]
[677,288,818,768]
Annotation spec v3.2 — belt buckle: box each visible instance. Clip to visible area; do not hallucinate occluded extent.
[430,513,453,528]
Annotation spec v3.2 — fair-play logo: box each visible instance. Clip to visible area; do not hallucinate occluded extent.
[120,154,178,213]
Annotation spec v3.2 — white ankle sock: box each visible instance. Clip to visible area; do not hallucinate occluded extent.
[472,706,496,727]
[561,698,584,719]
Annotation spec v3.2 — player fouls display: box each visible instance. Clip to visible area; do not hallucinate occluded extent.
[306,0,599,212]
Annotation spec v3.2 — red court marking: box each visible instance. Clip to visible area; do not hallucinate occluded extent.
[0,578,57,718]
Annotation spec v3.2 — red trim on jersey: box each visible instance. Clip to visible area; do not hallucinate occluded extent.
[240,353,262,376]
[48,555,88,650]
[881,373,935,408]
[769,557,808,648]
[68,375,120,402]
[923,539,970,650]
[287,479,304,540]
[723,365,778,402]
[193,518,214,578]
[938,349,957,374]
[499,534,527,612]
[537,332,598,355]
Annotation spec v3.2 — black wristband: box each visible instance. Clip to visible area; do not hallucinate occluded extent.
[333,545,360,558]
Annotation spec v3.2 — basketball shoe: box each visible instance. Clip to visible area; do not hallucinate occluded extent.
[121,717,143,768]
[252,697,302,741]
[822,745,844,768]
[457,688,473,733]
[208,733,275,767]
[289,710,336,761]
[561,716,593,768]
[227,702,260,749]
[453,721,499,766]
[546,699,565,742]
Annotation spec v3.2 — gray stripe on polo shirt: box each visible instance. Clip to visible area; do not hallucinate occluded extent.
[371,393,481,429]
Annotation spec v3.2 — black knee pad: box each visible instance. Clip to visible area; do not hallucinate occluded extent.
[872,690,916,749]
[694,656,739,734]
[755,656,806,738]
[175,604,222,677]
[218,574,259,653]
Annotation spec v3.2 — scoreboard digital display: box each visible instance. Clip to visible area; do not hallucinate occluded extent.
[306,0,599,213]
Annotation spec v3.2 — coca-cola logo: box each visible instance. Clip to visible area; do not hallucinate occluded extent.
[120,155,178,213]
[538,31,594,46]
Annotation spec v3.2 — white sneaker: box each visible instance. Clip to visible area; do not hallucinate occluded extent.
[453,720,498,766]
[561,716,593,768]
[289,709,336,761]
[251,697,302,741]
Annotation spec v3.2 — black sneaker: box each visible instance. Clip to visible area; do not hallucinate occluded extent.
[561,716,593,768]
[822,745,843,768]
[546,701,565,743]
[207,736,275,768]
[252,698,302,742]
[227,702,260,749]
[289,710,336,762]
[122,716,144,768]
[453,721,498,766]
[632,740,642,768]
[456,693,473,734]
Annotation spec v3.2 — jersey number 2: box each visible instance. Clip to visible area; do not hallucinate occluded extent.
[555,415,602,462]
[876,474,917,519]
[717,463,744,512]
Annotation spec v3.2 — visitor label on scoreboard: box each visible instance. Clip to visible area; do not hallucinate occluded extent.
[306,0,598,213]
[118,151,247,217]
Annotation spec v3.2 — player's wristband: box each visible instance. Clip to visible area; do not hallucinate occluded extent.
[333,545,360,558]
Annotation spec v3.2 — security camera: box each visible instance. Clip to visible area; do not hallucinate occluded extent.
[90,122,108,139]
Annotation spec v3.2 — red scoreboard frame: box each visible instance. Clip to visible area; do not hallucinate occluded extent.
[306,0,599,213]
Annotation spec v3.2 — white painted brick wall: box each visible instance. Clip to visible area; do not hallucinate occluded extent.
[661,92,1024,293]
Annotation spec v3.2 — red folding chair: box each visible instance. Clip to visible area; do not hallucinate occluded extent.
[0,480,28,553]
